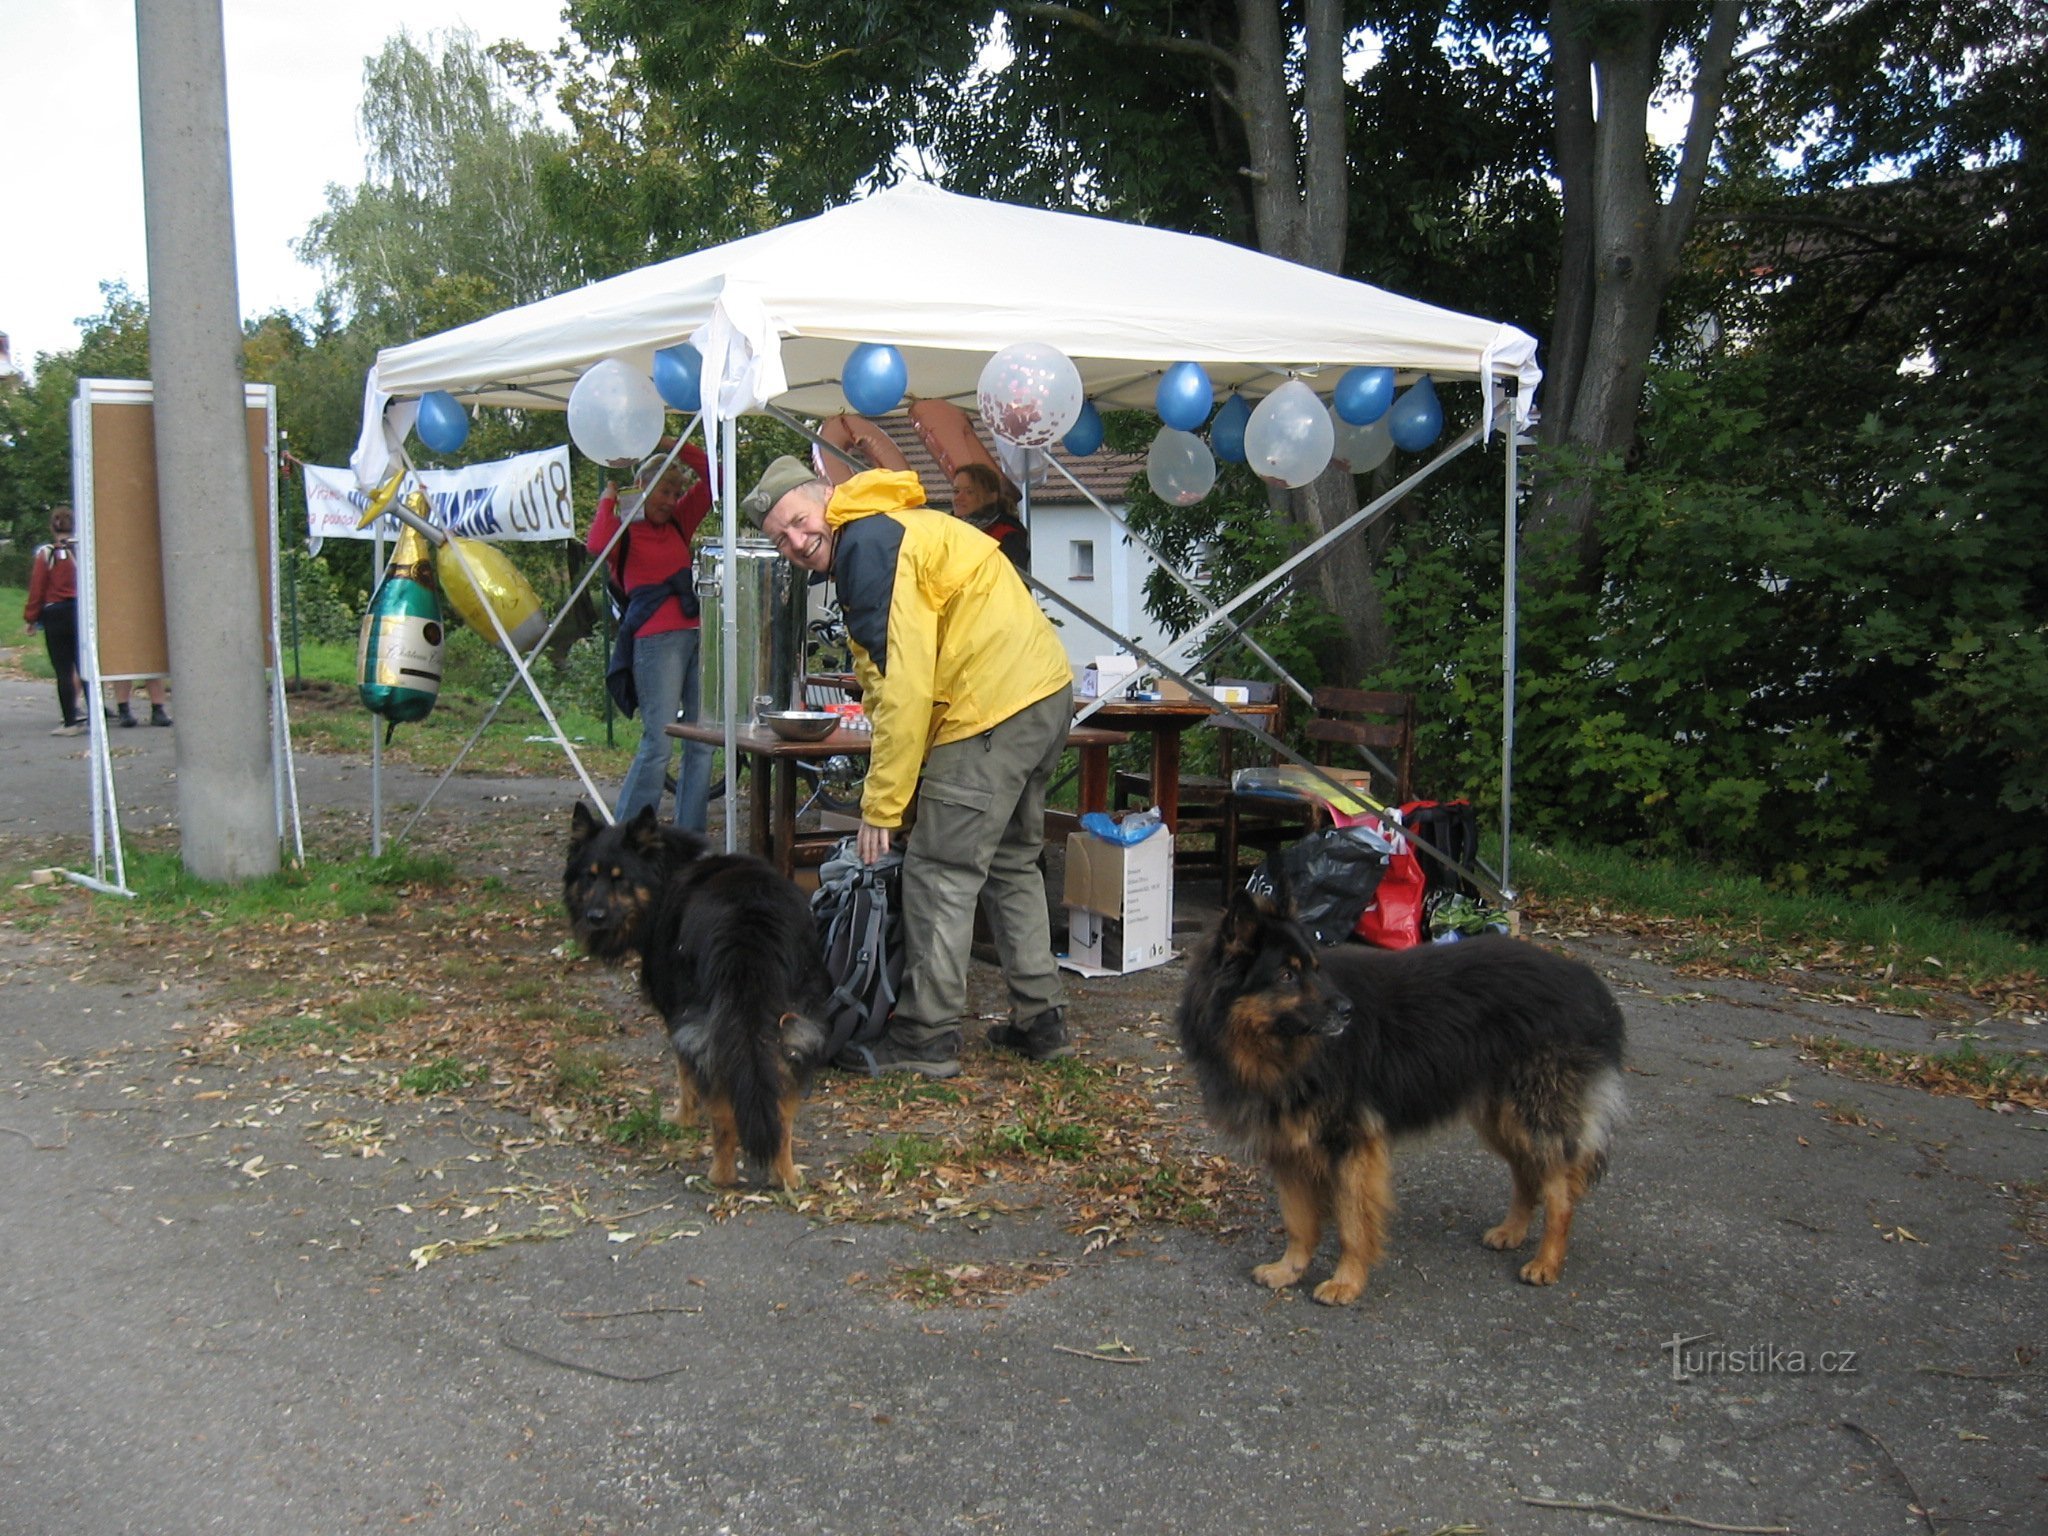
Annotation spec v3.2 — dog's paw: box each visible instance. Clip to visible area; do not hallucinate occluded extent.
[1517,1257,1562,1286]
[1311,1277,1363,1306]
[1251,1259,1305,1290]
[1482,1221,1529,1251]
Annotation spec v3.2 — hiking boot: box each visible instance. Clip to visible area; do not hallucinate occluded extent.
[150,705,173,727]
[117,704,136,727]
[988,1006,1075,1062]
[835,1031,962,1079]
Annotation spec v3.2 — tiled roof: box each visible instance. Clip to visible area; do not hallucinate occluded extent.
[867,412,1144,509]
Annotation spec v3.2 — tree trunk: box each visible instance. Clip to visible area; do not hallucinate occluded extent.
[1232,0,1385,685]
[1531,1,1744,568]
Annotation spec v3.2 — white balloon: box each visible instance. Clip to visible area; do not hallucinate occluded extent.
[1329,402,1395,473]
[977,342,1084,449]
[567,357,666,466]
[1245,379,1335,488]
[996,437,1050,488]
[1146,427,1217,506]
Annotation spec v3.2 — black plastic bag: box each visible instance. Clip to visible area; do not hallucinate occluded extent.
[1246,824,1394,947]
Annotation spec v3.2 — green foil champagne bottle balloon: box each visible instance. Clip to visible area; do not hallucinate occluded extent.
[357,524,445,731]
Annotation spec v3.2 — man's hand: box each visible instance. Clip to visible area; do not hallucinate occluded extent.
[857,820,893,865]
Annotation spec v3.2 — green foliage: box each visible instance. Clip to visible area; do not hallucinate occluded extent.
[0,283,152,554]
[1376,351,2047,931]
[298,30,583,332]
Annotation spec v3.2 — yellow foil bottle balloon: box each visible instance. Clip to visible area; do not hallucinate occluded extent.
[436,535,547,654]
[357,524,444,730]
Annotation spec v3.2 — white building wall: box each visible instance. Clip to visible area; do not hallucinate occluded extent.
[1024,500,1178,673]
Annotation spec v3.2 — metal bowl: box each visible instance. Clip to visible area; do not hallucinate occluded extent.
[760,710,838,742]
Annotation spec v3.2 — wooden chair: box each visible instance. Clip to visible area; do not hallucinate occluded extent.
[1217,686,1416,899]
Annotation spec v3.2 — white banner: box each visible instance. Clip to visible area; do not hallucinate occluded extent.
[304,446,574,551]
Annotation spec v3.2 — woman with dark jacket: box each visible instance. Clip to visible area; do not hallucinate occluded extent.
[24,506,83,735]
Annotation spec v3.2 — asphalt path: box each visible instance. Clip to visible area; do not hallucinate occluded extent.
[0,674,2041,1535]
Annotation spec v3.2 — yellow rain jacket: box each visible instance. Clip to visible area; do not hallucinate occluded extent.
[827,470,1072,829]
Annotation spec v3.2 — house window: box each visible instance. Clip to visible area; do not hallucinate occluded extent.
[1070,539,1095,581]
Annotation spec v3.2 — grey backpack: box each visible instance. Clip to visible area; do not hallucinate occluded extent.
[811,837,906,1061]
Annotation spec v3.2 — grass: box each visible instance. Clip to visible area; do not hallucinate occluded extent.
[238,1011,380,1053]
[112,847,460,926]
[979,1116,1101,1161]
[1518,837,2040,992]
[281,638,638,781]
[1798,1035,2047,1109]
[605,1091,687,1147]
[850,1132,953,1184]
[398,1056,486,1095]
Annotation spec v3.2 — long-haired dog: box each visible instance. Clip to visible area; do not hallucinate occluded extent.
[565,803,829,1188]
[1178,886,1626,1304]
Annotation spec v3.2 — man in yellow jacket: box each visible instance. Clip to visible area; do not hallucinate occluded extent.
[747,456,1075,1077]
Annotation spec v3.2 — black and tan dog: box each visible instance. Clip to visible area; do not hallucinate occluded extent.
[1178,886,1626,1304]
[565,803,829,1189]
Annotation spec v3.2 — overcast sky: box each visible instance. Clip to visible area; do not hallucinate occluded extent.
[0,0,575,375]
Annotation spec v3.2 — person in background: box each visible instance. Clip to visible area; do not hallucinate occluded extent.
[23,506,83,736]
[747,456,1074,1079]
[950,462,1030,571]
[112,677,172,728]
[588,438,714,830]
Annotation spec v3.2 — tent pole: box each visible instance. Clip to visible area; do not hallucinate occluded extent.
[715,411,741,854]
[1501,401,1521,900]
[761,401,865,472]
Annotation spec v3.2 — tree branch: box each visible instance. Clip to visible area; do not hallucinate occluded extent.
[1658,1,1744,272]
[1011,3,1240,77]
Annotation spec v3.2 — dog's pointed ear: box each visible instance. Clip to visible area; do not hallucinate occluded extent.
[569,801,601,856]
[1220,882,1266,955]
[623,804,664,855]
[1266,857,1298,918]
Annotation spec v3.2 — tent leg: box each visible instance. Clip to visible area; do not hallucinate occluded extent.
[1501,410,1521,901]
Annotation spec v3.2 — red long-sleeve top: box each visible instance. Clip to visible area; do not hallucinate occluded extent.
[585,442,711,636]
[24,539,79,625]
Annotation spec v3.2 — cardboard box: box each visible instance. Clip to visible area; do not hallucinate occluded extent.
[1079,653,1141,700]
[1060,828,1175,975]
[1214,676,1277,704]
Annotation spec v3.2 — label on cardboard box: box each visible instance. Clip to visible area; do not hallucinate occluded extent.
[1059,829,1175,975]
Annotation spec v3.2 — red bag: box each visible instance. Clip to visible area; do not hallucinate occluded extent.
[1328,806,1425,949]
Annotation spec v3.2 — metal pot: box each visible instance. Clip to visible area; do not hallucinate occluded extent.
[695,537,805,726]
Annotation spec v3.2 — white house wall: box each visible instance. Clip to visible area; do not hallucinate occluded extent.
[1026,500,1176,674]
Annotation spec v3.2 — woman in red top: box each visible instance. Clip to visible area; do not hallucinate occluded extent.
[23,505,84,736]
[587,440,714,829]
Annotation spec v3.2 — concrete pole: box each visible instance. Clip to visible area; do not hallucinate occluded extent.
[134,0,278,881]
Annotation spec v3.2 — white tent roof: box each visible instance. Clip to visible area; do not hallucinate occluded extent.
[363,181,1538,434]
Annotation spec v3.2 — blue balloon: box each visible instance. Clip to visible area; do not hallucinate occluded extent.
[1210,393,1251,463]
[1155,360,1214,431]
[843,342,908,416]
[1063,400,1104,457]
[1334,365,1395,425]
[652,343,703,412]
[1386,375,1444,452]
[415,391,469,454]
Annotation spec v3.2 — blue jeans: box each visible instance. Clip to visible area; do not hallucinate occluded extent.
[616,627,711,831]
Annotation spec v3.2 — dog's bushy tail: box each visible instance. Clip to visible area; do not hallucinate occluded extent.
[723,995,826,1170]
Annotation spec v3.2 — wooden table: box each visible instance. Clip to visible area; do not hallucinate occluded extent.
[1073,696,1282,832]
[669,718,1130,880]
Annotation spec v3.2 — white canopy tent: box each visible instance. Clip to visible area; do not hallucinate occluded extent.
[354,182,1539,892]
